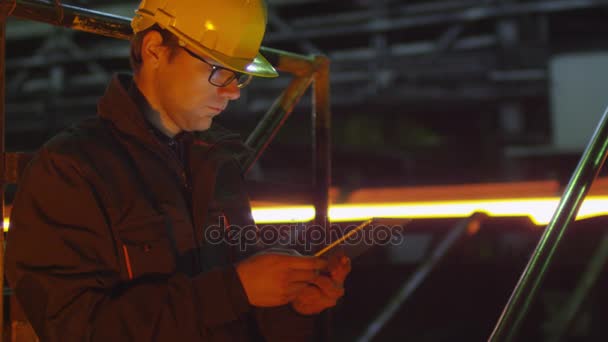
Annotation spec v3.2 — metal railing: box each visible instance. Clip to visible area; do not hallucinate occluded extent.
[357,213,488,342]
[489,104,608,341]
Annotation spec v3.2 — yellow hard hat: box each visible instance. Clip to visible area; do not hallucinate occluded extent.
[131,0,278,78]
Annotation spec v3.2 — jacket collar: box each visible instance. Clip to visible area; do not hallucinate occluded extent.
[97,74,253,166]
[97,74,161,150]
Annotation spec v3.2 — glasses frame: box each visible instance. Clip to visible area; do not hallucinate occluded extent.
[182,47,252,89]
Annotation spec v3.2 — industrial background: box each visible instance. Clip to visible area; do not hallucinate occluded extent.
[4,0,608,341]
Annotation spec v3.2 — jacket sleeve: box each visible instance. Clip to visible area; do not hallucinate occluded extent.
[5,149,251,341]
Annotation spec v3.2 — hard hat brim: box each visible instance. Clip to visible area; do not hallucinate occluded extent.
[196,45,279,78]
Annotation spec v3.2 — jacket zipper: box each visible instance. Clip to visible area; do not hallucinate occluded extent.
[154,138,205,271]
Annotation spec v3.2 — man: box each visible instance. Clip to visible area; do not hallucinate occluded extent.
[5,0,350,341]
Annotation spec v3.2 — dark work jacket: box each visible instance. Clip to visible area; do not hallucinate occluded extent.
[5,74,314,341]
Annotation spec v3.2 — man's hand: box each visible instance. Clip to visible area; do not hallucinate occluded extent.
[291,254,352,315]
[235,252,327,307]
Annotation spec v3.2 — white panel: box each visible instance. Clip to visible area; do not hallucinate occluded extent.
[550,53,608,152]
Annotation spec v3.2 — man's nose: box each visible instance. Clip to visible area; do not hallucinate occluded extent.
[218,81,241,100]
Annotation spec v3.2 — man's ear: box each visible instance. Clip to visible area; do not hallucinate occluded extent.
[140,30,168,69]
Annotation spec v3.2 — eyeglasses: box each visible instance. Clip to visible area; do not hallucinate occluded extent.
[182,47,252,89]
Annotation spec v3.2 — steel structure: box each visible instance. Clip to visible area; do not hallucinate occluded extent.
[357,212,488,342]
[2,0,608,192]
[0,0,332,339]
[548,232,608,341]
[490,104,608,341]
[4,0,608,127]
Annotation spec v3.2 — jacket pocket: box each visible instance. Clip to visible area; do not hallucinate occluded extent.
[117,215,177,280]
[120,239,176,280]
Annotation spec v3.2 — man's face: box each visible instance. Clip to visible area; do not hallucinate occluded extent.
[154,46,241,132]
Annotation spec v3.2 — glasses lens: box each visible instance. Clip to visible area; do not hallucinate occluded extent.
[210,69,237,87]
[236,74,252,88]
[210,69,252,88]
[183,47,253,88]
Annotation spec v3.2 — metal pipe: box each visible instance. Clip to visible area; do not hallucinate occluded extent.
[242,75,314,175]
[289,0,481,28]
[260,47,315,77]
[312,56,331,230]
[489,104,608,341]
[10,0,132,39]
[357,212,487,342]
[4,152,32,184]
[548,233,608,342]
[0,7,7,338]
[312,56,332,342]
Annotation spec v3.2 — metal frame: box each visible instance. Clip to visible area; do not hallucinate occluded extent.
[0,1,8,337]
[489,104,608,341]
[547,232,608,341]
[0,0,332,338]
[1,0,606,145]
[356,212,488,342]
[266,0,608,43]
[7,0,608,117]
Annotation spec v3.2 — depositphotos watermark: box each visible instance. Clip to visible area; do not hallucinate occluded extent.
[204,217,406,253]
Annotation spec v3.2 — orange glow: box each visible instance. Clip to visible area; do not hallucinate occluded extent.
[7,178,608,230]
[4,197,608,229]
[250,196,608,225]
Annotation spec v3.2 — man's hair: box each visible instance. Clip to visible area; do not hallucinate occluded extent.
[130,24,180,74]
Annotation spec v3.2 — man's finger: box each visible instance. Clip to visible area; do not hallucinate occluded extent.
[281,255,328,271]
[330,257,351,284]
[294,285,322,302]
[285,282,310,299]
[327,251,345,269]
[287,269,320,283]
[311,276,345,299]
[302,295,337,309]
